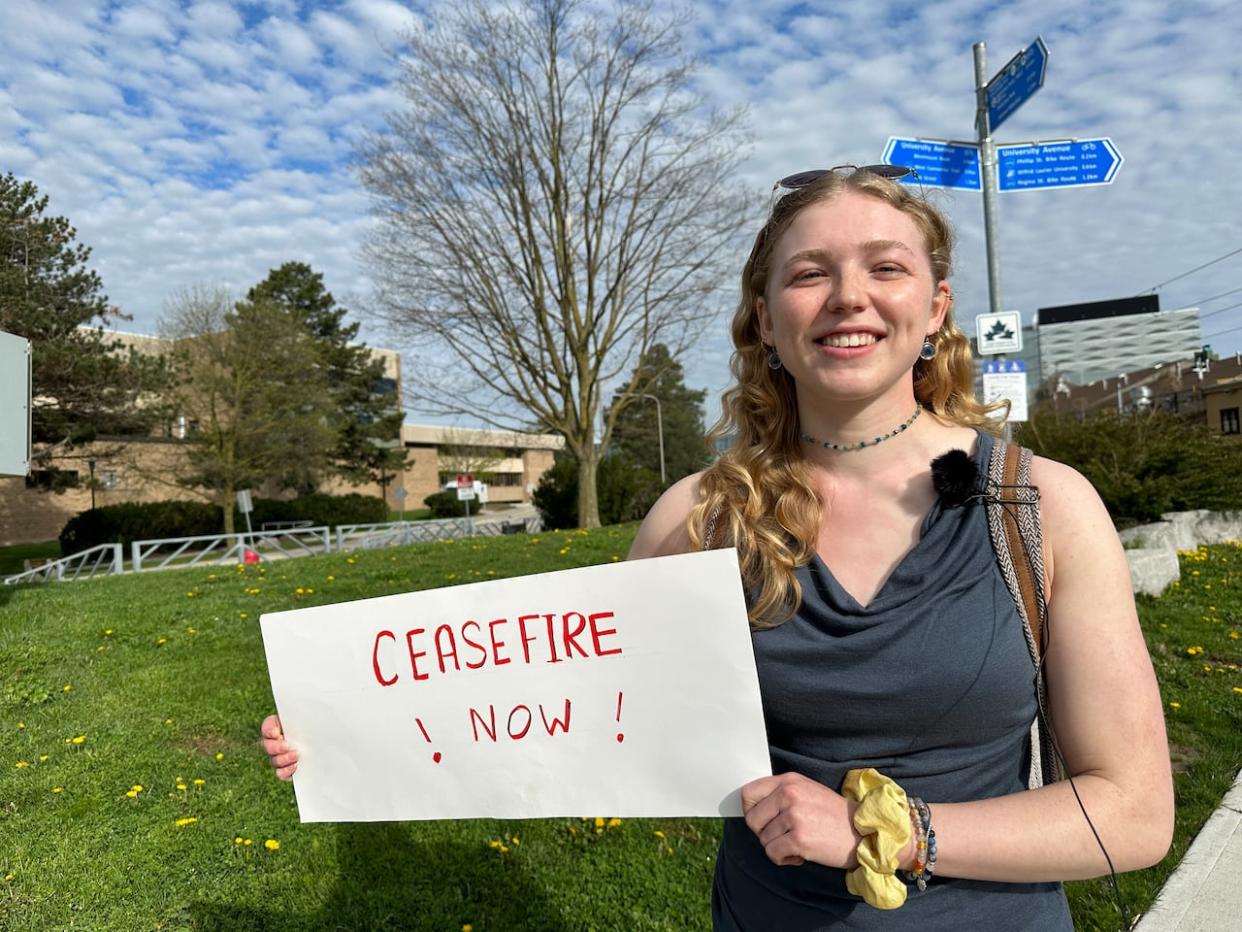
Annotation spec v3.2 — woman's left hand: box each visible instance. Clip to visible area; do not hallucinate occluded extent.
[740,772,863,869]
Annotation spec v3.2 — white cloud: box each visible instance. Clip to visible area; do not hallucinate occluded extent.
[2,0,1241,417]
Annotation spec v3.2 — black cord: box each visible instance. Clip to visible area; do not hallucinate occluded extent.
[999,490,1132,932]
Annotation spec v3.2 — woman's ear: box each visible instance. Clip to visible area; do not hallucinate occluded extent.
[756,296,773,345]
[929,281,952,333]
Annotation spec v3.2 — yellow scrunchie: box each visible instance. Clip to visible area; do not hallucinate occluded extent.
[841,768,911,909]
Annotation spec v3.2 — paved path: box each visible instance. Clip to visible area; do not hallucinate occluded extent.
[1133,767,1242,931]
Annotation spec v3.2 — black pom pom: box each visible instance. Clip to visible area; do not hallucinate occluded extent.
[930,449,979,507]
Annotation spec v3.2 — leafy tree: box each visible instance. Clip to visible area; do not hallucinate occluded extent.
[243,262,406,492]
[360,0,750,527]
[161,286,337,534]
[607,343,708,487]
[0,172,169,453]
[1017,409,1242,527]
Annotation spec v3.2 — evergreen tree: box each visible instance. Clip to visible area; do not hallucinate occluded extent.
[242,262,406,492]
[0,172,169,451]
[607,344,709,485]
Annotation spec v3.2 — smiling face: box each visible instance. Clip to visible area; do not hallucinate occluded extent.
[755,190,951,408]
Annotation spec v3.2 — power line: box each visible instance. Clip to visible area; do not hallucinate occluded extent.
[1201,299,1242,322]
[1203,321,1242,340]
[1141,246,1242,294]
[1187,284,1242,306]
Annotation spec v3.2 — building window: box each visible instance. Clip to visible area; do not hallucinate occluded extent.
[1222,407,1240,435]
[26,469,80,490]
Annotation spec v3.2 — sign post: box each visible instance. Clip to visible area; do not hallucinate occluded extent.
[456,472,475,520]
[394,486,408,523]
[236,489,255,552]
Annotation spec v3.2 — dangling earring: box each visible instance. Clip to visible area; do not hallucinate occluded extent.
[919,337,938,361]
[767,347,783,370]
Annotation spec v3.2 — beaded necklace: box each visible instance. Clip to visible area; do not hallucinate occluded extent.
[799,405,922,452]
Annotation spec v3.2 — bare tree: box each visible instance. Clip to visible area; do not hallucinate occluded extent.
[360,0,750,527]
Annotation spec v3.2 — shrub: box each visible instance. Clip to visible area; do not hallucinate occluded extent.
[532,453,659,528]
[1017,409,1242,527]
[59,500,222,556]
[59,493,390,555]
[244,493,387,530]
[423,490,471,518]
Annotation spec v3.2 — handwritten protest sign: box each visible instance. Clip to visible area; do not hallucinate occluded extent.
[260,548,770,822]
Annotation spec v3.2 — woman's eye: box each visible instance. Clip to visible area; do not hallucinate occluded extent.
[793,269,823,281]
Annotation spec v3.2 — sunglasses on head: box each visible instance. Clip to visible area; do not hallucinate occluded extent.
[767,165,920,217]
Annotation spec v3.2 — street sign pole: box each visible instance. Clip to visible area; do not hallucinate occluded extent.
[973,42,1003,317]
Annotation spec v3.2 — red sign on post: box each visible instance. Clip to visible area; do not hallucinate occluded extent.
[456,473,473,489]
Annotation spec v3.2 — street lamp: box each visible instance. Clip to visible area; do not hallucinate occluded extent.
[636,394,666,487]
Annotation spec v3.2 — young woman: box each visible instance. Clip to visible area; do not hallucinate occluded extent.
[263,166,1172,929]
[627,166,1173,928]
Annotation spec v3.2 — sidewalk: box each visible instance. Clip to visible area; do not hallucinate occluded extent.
[1132,767,1242,931]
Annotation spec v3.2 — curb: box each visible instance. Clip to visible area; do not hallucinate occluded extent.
[1132,767,1242,931]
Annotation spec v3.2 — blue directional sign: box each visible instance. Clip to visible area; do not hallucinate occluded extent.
[882,137,981,191]
[986,36,1049,132]
[997,138,1123,192]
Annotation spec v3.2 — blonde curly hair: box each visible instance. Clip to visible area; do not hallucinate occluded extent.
[688,170,1006,628]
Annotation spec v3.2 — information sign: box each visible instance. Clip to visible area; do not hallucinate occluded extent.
[986,36,1049,131]
[974,311,1023,355]
[882,137,981,191]
[982,359,1029,422]
[997,138,1123,191]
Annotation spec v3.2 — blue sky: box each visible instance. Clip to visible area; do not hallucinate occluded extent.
[3,0,1241,426]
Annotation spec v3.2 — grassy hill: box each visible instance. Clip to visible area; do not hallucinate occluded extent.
[1,528,1238,930]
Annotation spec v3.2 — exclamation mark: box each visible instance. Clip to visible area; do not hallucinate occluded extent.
[416,717,441,763]
[615,691,624,743]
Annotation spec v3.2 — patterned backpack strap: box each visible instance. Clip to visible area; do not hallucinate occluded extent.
[703,503,722,551]
[985,439,1059,788]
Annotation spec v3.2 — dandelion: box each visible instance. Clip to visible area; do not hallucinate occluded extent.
[1169,702,1181,709]
[16,722,24,730]
[654,830,665,838]
[15,761,28,768]
[1230,631,1240,640]
[327,575,335,582]
[104,629,113,636]
[594,817,605,828]
[608,817,622,828]
[71,735,85,745]
[239,612,248,620]
[3,873,11,881]
[62,684,72,692]
[346,557,356,564]
[1186,646,1205,656]
[243,838,252,846]
[175,817,198,827]
[215,752,224,761]
[295,587,305,595]
[165,719,174,725]
[126,789,138,798]
[234,836,243,844]
[176,783,187,791]
[463,925,474,932]
[559,547,570,555]
[38,755,47,762]
[186,591,195,598]
[264,839,280,850]
[193,778,205,785]
[52,787,62,794]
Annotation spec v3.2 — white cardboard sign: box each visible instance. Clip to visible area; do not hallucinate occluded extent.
[260,548,771,822]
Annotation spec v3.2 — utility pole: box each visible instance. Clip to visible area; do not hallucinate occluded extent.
[973,42,1003,316]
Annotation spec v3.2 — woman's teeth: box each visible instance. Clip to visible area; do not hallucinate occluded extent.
[821,333,878,348]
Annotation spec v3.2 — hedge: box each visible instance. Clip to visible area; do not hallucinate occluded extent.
[59,493,388,556]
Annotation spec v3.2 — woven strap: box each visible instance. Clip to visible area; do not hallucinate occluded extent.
[985,440,1059,788]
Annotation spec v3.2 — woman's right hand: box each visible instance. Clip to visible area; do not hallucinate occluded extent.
[260,714,299,781]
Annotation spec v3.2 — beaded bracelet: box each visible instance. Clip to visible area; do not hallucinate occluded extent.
[903,797,938,892]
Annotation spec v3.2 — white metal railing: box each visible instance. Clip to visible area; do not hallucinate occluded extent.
[3,543,124,586]
[8,513,542,586]
[131,526,331,573]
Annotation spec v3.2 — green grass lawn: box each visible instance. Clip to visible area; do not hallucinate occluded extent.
[1,530,1239,931]
[0,540,61,577]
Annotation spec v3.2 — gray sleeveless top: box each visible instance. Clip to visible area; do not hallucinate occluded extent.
[712,430,1072,931]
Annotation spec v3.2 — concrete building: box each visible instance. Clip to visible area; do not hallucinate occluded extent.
[1036,295,1201,386]
[0,331,562,546]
